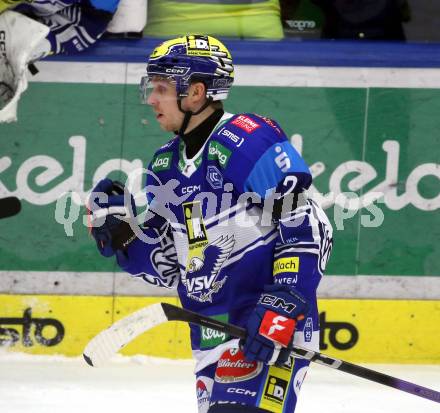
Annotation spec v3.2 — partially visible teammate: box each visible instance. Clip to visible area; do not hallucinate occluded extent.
[0,1,120,121]
[88,35,333,413]
[11,0,121,55]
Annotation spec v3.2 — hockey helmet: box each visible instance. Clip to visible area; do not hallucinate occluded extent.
[140,35,234,104]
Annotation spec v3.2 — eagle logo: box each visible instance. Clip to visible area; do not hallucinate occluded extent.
[183,235,235,302]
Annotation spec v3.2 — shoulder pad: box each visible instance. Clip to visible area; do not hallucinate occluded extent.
[227,113,286,138]
[214,113,288,156]
[156,136,179,152]
[211,113,309,195]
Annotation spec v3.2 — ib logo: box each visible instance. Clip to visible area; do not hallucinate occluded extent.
[264,376,288,403]
[207,165,223,189]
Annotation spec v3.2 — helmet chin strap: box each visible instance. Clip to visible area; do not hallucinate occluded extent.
[176,96,213,136]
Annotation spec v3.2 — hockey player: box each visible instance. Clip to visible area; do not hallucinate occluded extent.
[88,35,333,413]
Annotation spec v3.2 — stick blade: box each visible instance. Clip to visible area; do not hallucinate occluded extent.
[83,303,168,367]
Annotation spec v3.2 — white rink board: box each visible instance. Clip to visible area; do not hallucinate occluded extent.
[0,353,439,413]
[32,62,440,89]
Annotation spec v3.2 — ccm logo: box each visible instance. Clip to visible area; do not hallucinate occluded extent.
[165,67,187,74]
[182,185,200,195]
[227,388,257,397]
[259,295,296,314]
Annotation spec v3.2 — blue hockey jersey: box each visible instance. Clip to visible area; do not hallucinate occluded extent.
[117,112,333,371]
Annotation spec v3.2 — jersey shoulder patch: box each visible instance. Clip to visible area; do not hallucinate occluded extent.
[214,113,287,156]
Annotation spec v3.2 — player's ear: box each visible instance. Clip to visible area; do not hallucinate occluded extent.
[189,81,207,103]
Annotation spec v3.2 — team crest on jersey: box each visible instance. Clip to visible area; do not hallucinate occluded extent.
[182,202,235,302]
[206,165,223,189]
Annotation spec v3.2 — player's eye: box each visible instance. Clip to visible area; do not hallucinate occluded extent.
[156,85,167,94]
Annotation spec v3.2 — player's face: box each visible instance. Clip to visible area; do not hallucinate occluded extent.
[146,78,184,132]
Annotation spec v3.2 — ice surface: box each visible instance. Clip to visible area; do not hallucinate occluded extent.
[0,352,439,413]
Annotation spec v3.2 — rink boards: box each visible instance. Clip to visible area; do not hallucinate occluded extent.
[0,64,440,277]
[1,294,439,363]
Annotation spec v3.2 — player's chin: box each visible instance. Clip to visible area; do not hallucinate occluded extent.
[159,124,171,132]
[158,120,175,132]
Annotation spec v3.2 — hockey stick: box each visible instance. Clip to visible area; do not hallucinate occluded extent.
[0,196,21,219]
[83,302,440,404]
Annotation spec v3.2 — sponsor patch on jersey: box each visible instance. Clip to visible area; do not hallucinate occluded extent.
[151,151,173,172]
[200,313,229,348]
[215,349,263,383]
[196,378,211,407]
[183,201,208,245]
[231,115,261,133]
[220,127,245,147]
[263,375,288,405]
[273,257,299,276]
[274,275,298,286]
[208,141,231,168]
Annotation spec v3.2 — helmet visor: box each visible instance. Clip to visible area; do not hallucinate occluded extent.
[139,75,177,104]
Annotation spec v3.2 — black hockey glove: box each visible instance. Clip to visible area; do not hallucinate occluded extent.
[87,179,137,257]
[242,284,309,365]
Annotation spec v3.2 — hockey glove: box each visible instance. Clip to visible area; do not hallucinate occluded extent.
[87,178,137,257]
[242,284,309,365]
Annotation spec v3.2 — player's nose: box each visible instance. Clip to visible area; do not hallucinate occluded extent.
[146,91,157,106]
